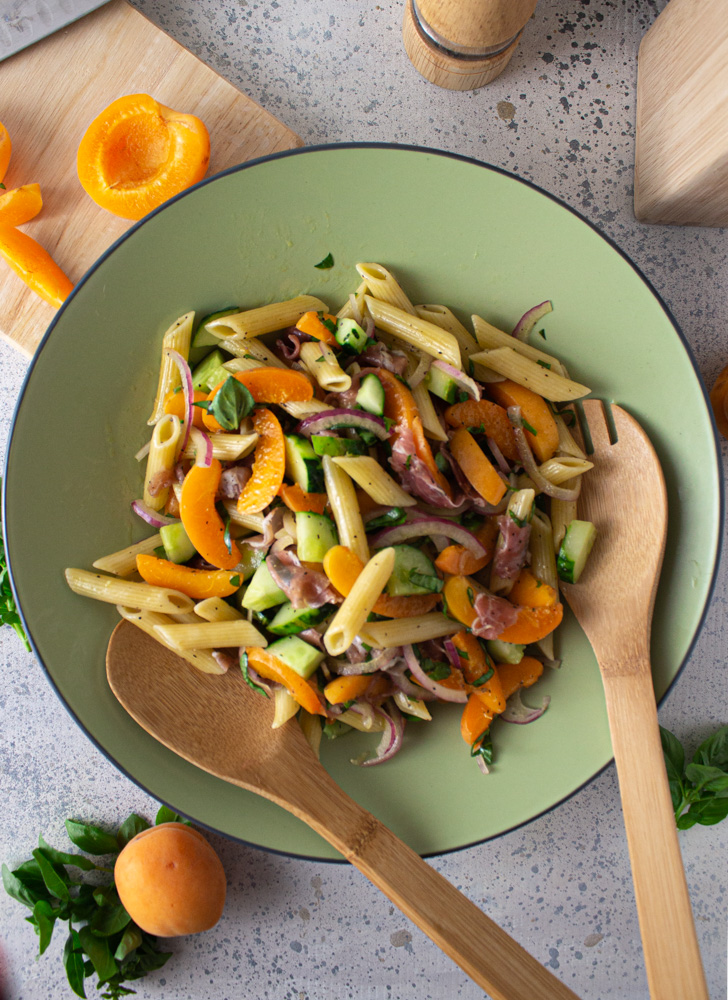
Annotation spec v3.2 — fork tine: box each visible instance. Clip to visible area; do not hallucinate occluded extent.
[580,398,612,454]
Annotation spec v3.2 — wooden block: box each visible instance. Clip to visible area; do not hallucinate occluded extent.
[635,0,728,227]
[0,0,302,356]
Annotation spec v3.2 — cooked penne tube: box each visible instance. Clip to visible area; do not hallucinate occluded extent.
[154,620,267,650]
[538,455,594,485]
[337,280,367,321]
[529,510,559,591]
[415,304,502,383]
[224,336,288,369]
[181,433,258,462]
[322,455,369,565]
[65,568,194,613]
[364,296,461,368]
[116,607,227,674]
[147,312,195,424]
[470,346,591,401]
[142,414,182,511]
[206,295,327,340]
[272,687,300,730]
[331,456,417,507]
[336,707,387,733]
[554,411,588,459]
[193,597,244,622]
[280,398,331,419]
[221,502,266,533]
[300,341,352,392]
[92,534,162,577]
[471,314,567,376]
[324,548,396,656]
[356,262,416,314]
[551,494,578,553]
[358,613,460,649]
[412,380,448,441]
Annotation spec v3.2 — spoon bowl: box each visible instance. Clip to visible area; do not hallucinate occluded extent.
[561,399,708,1000]
[106,619,580,1000]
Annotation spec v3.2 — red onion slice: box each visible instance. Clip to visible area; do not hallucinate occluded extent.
[359,703,405,766]
[403,645,467,704]
[131,499,179,528]
[512,300,553,341]
[486,436,510,475]
[188,425,214,468]
[443,637,461,672]
[508,407,581,501]
[430,360,481,401]
[164,348,194,451]
[297,408,390,440]
[501,688,550,724]
[369,515,487,558]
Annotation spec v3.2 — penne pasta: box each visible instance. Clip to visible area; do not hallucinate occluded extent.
[529,510,559,591]
[193,597,244,621]
[337,280,367,321]
[117,607,227,674]
[92,534,162,577]
[538,455,594,485]
[65,568,194,613]
[364,296,461,368]
[551,494,578,553]
[356,262,416,314]
[221,336,288,368]
[324,548,395,656]
[206,295,327,340]
[331,456,417,507]
[554,411,588,459]
[154,620,267,650]
[359,613,461,649]
[272,687,300,730]
[221,501,266,533]
[412,379,448,441]
[300,341,352,392]
[415,304,502,383]
[322,455,369,565]
[147,312,194,424]
[181,432,258,462]
[142,414,182,511]
[471,314,567,376]
[469,346,591,401]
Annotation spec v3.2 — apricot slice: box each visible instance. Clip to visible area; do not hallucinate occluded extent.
[77,94,210,220]
[0,226,73,307]
[0,184,42,226]
[114,822,226,937]
[0,121,11,183]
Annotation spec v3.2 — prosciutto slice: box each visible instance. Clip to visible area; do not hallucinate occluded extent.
[389,425,463,509]
[493,514,531,581]
[470,591,519,640]
[358,341,408,376]
[266,550,340,610]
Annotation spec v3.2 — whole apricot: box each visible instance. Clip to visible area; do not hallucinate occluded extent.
[114,822,226,937]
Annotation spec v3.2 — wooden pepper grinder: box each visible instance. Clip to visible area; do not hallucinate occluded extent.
[402,0,539,90]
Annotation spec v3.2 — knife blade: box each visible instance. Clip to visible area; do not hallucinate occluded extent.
[0,0,110,61]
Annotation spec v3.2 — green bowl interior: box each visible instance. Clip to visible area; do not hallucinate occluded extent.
[5,146,721,859]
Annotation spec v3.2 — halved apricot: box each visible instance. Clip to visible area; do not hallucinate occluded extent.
[77,94,210,220]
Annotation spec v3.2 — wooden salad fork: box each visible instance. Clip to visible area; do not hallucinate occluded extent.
[107,621,580,1000]
[560,399,708,1000]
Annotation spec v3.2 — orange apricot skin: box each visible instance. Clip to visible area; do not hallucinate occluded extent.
[114,822,226,937]
[77,94,210,221]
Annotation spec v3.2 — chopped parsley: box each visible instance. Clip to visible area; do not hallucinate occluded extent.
[314,253,334,269]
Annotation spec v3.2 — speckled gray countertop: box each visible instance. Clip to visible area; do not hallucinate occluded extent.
[1,1,727,998]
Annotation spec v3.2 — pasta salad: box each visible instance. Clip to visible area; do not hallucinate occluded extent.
[66,263,597,772]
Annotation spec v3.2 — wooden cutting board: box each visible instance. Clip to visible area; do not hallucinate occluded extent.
[0,0,303,357]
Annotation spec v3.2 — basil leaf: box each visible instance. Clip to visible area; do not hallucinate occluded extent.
[366,508,407,531]
[63,930,88,998]
[78,925,118,982]
[240,650,269,698]
[65,820,120,856]
[209,376,255,431]
[687,796,728,826]
[114,924,143,962]
[409,569,443,593]
[471,730,494,766]
[521,417,538,436]
[32,898,56,955]
[314,252,334,269]
[10,859,52,899]
[660,726,685,777]
[38,836,96,871]
[89,901,132,937]
[422,658,450,681]
[32,849,70,901]
[692,724,728,771]
[116,813,151,849]
[2,862,38,908]
[471,667,494,687]
[155,805,189,826]
[684,764,728,796]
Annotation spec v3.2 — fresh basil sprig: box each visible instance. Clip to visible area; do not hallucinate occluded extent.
[0,479,30,651]
[194,375,255,431]
[2,808,188,998]
[660,725,728,829]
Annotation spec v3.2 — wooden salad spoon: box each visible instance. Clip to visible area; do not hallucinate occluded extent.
[560,399,708,1000]
[107,621,580,1000]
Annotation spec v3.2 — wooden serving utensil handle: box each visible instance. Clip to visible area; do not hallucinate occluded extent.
[601,666,709,1000]
[402,0,539,90]
[272,765,580,1000]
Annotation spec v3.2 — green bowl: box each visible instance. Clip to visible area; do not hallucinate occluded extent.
[4,145,721,860]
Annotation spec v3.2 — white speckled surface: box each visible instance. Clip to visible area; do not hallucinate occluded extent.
[1,1,727,998]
